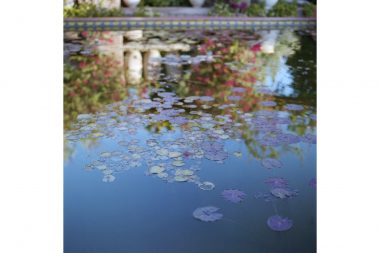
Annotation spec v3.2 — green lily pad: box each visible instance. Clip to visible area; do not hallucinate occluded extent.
[176,169,194,176]
[214,129,224,135]
[172,160,185,167]
[174,175,188,182]
[169,151,182,158]
[157,172,168,179]
[149,165,165,174]
[156,148,169,156]
[132,153,141,159]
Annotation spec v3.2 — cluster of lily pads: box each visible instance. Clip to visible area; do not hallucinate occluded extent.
[66,84,315,186]
[193,182,296,231]
[65,83,316,232]
[193,173,315,232]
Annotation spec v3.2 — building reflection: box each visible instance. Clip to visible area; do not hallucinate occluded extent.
[64,29,316,164]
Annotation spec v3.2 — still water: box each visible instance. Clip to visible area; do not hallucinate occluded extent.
[64,29,316,253]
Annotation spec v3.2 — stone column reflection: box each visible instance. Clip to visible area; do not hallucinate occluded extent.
[144,49,162,82]
[125,50,143,85]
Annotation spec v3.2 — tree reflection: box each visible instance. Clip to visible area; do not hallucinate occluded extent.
[64,29,316,162]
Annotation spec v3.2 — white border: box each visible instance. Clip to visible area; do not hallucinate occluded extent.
[1,1,380,252]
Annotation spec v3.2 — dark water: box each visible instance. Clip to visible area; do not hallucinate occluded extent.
[64,29,316,253]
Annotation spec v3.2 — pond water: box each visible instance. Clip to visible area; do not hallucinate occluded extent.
[64,29,316,253]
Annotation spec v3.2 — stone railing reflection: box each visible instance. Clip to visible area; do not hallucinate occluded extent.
[64,30,195,130]
[64,29,315,162]
[123,30,191,84]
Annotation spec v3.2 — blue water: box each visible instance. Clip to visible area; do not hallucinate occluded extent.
[64,29,316,253]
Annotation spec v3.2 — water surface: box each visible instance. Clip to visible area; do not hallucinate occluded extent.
[64,29,316,253]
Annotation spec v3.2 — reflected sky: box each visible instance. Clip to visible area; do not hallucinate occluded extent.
[64,29,316,253]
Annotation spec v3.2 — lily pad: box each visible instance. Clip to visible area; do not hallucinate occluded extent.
[222,189,246,203]
[260,101,277,107]
[284,104,304,111]
[267,215,293,231]
[169,151,182,158]
[193,206,223,222]
[149,165,165,174]
[103,169,113,175]
[205,150,228,161]
[231,87,246,93]
[95,164,108,171]
[219,134,230,140]
[172,160,185,167]
[174,175,188,182]
[176,169,194,176]
[102,174,116,183]
[228,95,241,101]
[131,153,141,159]
[261,158,282,169]
[157,172,169,179]
[100,152,111,158]
[199,96,215,102]
[156,148,169,156]
[270,188,297,199]
[302,133,316,144]
[199,181,215,191]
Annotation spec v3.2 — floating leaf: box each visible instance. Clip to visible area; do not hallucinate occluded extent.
[214,129,225,135]
[302,133,316,144]
[267,215,293,231]
[199,181,215,191]
[102,174,116,183]
[149,165,165,174]
[270,188,297,199]
[199,96,215,102]
[222,189,246,203]
[156,148,169,156]
[219,134,230,140]
[157,172,169,179]
[103,169,113,175]
[284,104,304,111]
[95,164,108,171]
[193,206,223,222]
[131,153,141,159]
[172,160,185,167]
[260,101,277,107]
[176,169,194,176]
[231,87,246,93]
[261,158,282,169]
[100,152,111,158]
[228,95,241,101]
[174,175,188,182]
[205,150,228,161]
[77,114,93,121]
[169,151,182,158]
